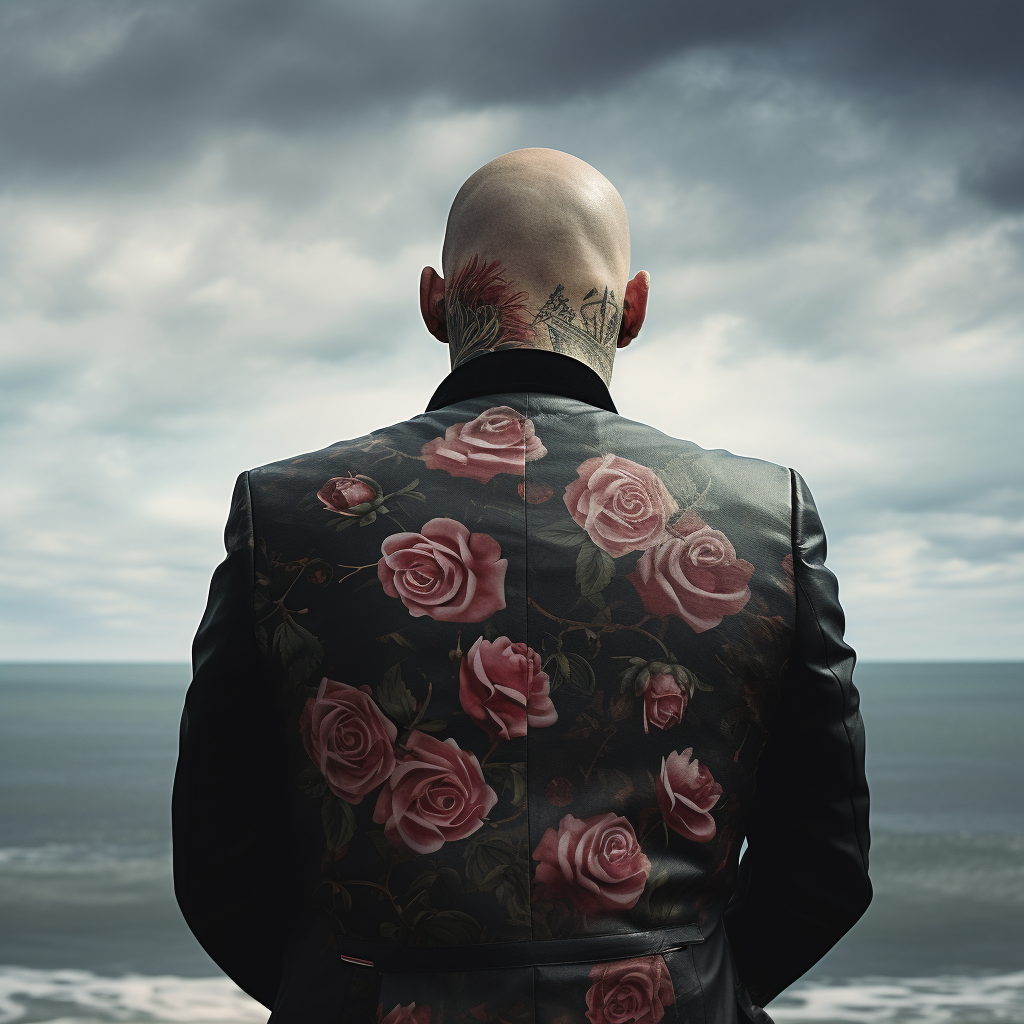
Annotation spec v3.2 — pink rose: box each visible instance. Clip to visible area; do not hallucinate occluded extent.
[460,636,558,742]
[518,480,554,504]
[627,515,754,632]
[299,677,397,804]
[564,455,679,557]
[585,955,675,1024]
[378,518,507,623]
[422,405,546,483]
[655,747,722,843]
[372,730,498,854]
[318,474,377,514]
[532,811,652,915]
[378,1002,431,1024]
[642,674,688,734]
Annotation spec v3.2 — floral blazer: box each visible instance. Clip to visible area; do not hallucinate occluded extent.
[172,350,871,1024]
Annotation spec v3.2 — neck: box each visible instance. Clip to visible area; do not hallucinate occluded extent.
[444,255,619,384]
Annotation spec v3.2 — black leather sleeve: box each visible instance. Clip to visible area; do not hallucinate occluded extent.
[724,469,872,1007]
[171,471,290,1009]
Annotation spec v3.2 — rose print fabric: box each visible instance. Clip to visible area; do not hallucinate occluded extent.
[196,388,798,1022]
[422,405,547,483]
[365,950,703,1024]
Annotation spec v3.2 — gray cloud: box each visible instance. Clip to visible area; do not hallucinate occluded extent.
[0,2,1021,659]
[1,1,1022,183]
[963,154,1024,212]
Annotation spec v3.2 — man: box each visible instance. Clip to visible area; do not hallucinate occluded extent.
[173,148,871,1024]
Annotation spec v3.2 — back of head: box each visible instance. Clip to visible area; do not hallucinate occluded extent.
[436,149,635,382]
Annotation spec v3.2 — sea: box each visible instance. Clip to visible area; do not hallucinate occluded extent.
[0,662,1021,1024]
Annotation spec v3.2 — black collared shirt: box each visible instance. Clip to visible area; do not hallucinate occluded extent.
[424,349,618,414]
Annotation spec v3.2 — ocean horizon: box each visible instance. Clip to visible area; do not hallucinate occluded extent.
[2,661,1022,1023]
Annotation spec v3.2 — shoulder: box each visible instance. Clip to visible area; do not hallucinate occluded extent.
[608,408,794,508]
[245,415,431,490]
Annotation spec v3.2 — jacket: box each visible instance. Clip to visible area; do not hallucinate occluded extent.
[172,347,871,1024]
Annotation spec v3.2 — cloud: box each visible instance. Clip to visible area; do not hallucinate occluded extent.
[2,2,1021,182]
[1,3,1021,659]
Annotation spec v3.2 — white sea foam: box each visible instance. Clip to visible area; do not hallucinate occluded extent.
[0,967,267,1023]
[2,967,1024,1024]
[770,971,1024,1023]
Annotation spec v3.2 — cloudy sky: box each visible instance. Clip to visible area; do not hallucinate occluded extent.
[2,1,1022,661]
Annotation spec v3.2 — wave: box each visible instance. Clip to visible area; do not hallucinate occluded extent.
[0,845,168,869]
[770,970,1024,1023]
[2,966,1024,1024]
[0,967,266,1024]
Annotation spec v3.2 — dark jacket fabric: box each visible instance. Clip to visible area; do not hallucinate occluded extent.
[172,349,871,1024]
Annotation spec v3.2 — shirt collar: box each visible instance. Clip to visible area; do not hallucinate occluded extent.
[424,349,618,414]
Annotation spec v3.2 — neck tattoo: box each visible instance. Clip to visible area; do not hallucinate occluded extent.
[446,258,619,382]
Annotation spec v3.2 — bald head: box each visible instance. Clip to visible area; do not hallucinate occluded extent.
[443,149,630,295]
[421,148,649,384]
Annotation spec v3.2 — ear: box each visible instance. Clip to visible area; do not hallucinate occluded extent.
[617,270,650,348]
[419,266,448,343]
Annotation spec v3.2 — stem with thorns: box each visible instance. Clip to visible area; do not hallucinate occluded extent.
[528,599,671,658]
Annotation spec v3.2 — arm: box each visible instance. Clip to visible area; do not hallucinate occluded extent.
[724,469,872,1006]
[171,471,291,1010]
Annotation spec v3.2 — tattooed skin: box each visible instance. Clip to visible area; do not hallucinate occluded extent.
[446,256,536,368]
[533,284,620,382]
[446,258,620,381]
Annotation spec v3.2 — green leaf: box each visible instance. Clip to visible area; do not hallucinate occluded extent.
[658,455,702,505]
[355,474,383,498]
[576,538,615,599]
[548,652,597,695]
[321,794,356,851]
[415,717,447,732]
[720,706,744,738]
[297,767,328,798]
[494,864,530,927]
[358,510,377,526]
[508,763,527,806]
[567,654,597,694]
[483,762,527,807]
[329,516,358,531]
[297,489,324,512]
[273,619,324,687]
[430,867,464,911]
[394,478,421,495]
[618,663,644,694]
[535,520,587,547]
[331,883,353,914]
[367,830,394,862]
[376,663,417,725]
[464,835,517,886]
[407,869,438,897]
